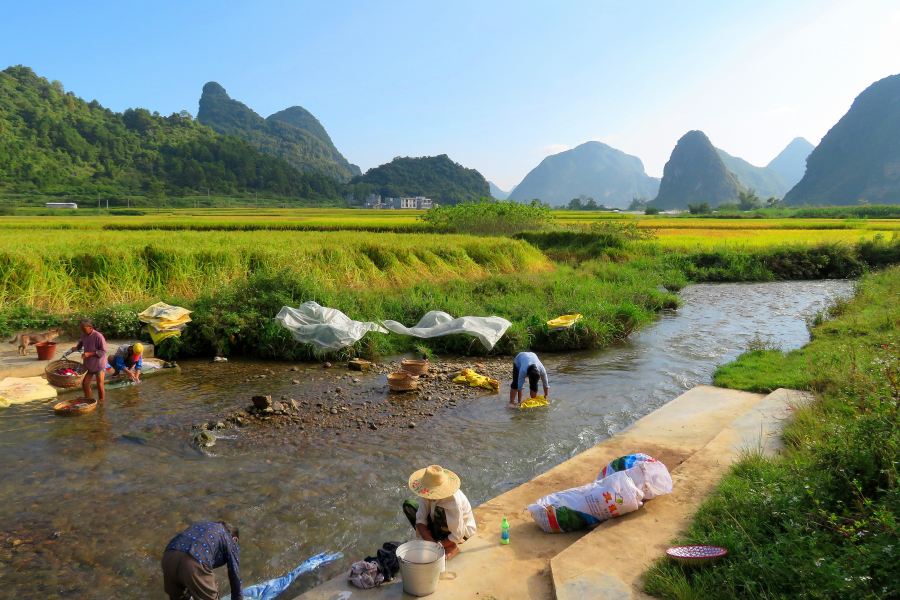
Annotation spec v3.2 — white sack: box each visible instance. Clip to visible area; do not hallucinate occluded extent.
[526,471,644,534]
[596,453,674,500]
[275,302,388,351]
[381,311,512,351]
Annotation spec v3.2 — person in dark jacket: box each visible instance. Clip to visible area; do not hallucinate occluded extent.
[162,521,243,600]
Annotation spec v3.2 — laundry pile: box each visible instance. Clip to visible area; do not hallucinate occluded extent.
[526,453,674,533]
[453,368,500,390]
[54,367,79,376]
[547,314,583,331]
[519,395,549,409]
[139,302,192,344]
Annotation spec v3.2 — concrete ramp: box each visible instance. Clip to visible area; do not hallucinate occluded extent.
[292,387,809,600]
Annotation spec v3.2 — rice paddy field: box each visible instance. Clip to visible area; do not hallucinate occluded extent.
[1,207,898,313]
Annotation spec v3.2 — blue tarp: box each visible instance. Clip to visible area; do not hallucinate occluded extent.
[223,552,343,600]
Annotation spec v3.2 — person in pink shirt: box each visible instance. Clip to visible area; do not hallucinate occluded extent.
[73,318,108,401]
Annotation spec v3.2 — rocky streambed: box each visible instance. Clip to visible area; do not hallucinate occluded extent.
[191,358,511,448]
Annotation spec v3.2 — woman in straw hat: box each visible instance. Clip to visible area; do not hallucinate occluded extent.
[402,465,477,560]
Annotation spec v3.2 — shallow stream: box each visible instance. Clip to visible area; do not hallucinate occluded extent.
[0,280,852,599]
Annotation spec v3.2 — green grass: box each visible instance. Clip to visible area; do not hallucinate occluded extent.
[644,266,900,600]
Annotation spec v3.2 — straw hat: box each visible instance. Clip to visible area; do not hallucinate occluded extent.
[408,465,461,499]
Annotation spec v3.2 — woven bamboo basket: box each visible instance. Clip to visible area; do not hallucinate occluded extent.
[45,358,87,389]
[388,371,419,392]
[53,397,97,416]
[401,358,430,376]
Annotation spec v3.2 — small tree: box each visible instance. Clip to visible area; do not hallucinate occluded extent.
[688,202,712,215]
[644,206,660,215]
[628,197,647,211]
[567,197,583,210]
[147,181,167,214]
[737,189,761,211]
[584,197,598,210]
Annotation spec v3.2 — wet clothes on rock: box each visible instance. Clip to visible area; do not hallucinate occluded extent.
[511,352,548,392]
[164,522,242,600]
[403,490,477,544]
[113,344,142,375]
[74,330,107,373]
[364,541,402,582]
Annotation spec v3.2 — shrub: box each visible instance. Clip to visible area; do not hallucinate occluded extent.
[419,198,554,235]
[687,202,712,215]
[644,206,660,215]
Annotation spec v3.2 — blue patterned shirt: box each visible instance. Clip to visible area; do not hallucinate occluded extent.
[166,522,242,599]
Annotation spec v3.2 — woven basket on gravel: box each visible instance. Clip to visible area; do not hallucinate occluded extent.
[401,358,430,376]
[388,371,419,392]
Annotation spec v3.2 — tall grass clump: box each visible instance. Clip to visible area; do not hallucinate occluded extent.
[420,198,554,236]
[645,266,900,599]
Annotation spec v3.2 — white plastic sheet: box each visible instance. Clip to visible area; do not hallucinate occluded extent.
[381,311,512,351]
[275,302,388,351]
[596,453,674,500]
[526,471,644,533]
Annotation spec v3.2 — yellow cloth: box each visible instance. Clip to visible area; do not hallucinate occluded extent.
[148,326,182,345]
[452,368,500,390]
[140,302,192,344]
[547,314,583,329]
[0,377,58,404]
[520,395,549,409]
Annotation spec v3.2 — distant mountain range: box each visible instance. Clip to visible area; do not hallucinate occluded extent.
[197,82,359,182]
[507,141,660,208]
[785,73,900,206]
[715,148,788,199]
[347,155,491,205]
[0,66,342,200]
[650,131,743,210]
[489,181,515,199]
[767,137,815,189]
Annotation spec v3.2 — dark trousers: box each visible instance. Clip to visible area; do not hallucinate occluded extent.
[510,364,539,391]
[162,550,219,600]
[403,499,451,541]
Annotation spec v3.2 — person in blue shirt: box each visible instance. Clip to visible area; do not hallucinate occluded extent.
[509,352,549,408]
[111,343,143,382]
[162,521,243,600]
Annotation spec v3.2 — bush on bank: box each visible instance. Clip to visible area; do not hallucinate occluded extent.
[644,266,900,600]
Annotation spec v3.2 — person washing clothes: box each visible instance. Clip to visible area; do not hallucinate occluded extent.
[162,521,242,600]
[72,318,108,402]
[402,465,477,560]
[509,351,549,408]
[112,343,144,382]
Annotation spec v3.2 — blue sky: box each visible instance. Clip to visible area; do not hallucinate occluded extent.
[2,0,898,189]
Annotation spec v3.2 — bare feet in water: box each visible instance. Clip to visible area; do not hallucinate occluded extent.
[507,402,517,408]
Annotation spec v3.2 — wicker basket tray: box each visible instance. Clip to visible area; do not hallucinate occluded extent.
[54,397,97,416]
[665,545,728,566]
[388,371,419,392]
[401,358,430,376]
[45,358,87,389]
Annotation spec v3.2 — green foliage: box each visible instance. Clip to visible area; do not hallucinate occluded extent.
[688,202,712,215]
[791,205,900,219]
[420,198,554,235]
[644,206,660,215]
[785,72,900,206]
[647,267,900,599]
[629,197,648,211]
[0,66,343,201]
[566,196,613,211]
[348,155,491,206]
[197,82,357,182]
[0,305,63,339]
[737,188,762,211]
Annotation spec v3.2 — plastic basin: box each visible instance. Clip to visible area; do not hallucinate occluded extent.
[35,342,58,361]
[396,540,444,596]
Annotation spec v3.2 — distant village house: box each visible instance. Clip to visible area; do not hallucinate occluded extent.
[365,194,432,210]
[45,202,78,209]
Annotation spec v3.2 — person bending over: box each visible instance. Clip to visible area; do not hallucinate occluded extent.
[402,465,476,560]
[162,521,242,600]
[112,342,144,382]
[509,351,549,408]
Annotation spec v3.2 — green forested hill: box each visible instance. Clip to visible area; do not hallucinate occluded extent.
[650,130,743,210]
[268,106,360,177]
[0,66,342,200]
[346,154,491,205]
[197,82,357,182]
[784,73,900,206]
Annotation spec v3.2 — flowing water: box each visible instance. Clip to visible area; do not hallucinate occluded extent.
[0,280,852,599]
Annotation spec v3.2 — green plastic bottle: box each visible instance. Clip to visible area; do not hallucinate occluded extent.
[500,517,510,545]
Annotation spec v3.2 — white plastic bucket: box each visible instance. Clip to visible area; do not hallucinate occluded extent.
[396,540,445,596]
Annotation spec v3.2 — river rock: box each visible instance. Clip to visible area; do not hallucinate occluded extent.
[290,399,301,410]
[291,379,300,385]
[408,422,416,428]
[323,362,332,369]
[192,431,216,448]
[349,359,371,372]
[252,395,272,409]
[272,402,284,412]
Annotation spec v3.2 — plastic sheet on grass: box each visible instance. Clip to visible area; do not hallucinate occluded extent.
[275,302,388,351]
[382,311,512,351]
[222,551,343,600]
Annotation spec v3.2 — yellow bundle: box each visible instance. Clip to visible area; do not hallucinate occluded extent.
[520,395,549,409]
[547,314,583,329]
[139,302,193,344]
[453,368,500,390]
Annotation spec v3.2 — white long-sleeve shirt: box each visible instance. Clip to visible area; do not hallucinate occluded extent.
[415,490,477,543]
[513,352,549,391]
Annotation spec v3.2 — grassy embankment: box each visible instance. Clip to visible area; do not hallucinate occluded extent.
[2,210,900,362]
[644,267,900,599]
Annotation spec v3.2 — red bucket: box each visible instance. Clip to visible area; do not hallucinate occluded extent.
[35,342,58,361]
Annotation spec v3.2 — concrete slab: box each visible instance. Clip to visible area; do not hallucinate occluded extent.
[550,388,811,600]
[292,386,768,600]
